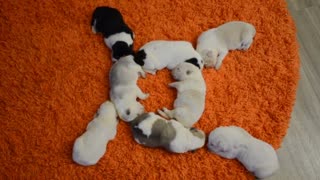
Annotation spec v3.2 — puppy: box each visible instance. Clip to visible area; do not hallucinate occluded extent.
[72,101,118,166]
[207,126,279,179]
[91,6,134,62]
[196,21,256,69]
[110,55,149,122]
[134,40,204,74]
[130,112,206,153]
[158,62,206,127]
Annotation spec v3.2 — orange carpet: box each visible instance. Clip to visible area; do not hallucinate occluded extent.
[0,0,299,179]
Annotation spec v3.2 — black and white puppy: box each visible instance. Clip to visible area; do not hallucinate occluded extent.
[130,112,206,153]
[91,6,135,62]
[134,40,204,74]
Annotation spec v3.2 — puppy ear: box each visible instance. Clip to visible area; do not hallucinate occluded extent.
[185,58,200,69]
[112,41,134,60]
[133,50,146,66]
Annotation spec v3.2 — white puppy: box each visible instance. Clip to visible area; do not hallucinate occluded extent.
[196,21,256,69]
[130,112,206,153]
[207,126,279,179]
[134,40,204,74]
[72,101,118,166]
[110,55,149,122]
[158,62,206,127]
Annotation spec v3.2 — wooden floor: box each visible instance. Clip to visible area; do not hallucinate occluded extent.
[268,0,320,179]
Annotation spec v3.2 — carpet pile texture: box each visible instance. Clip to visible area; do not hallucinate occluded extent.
[0,0,299,179]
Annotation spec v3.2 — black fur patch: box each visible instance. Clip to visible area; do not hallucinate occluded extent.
[185,58,200,69]
[91,6,134,39]
[112,41,134,60]
[133,50,146,66]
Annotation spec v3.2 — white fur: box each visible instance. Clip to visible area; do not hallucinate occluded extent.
[168,120,205,153]
[138,40,204,74]
[72,101,118,166]
[196,21,256,69]
[103,32,134,62]
[104,32,133,49]
[137,115,157,137]
[158,62,206,127]
[207,126,279,179]
[110,55,149,122]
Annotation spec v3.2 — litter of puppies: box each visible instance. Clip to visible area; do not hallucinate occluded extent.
[72,6,278,179]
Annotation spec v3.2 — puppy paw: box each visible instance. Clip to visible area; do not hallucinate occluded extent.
[142,93,149,100]
[144,69,156,75]
[157,108,170,119]
[139,71,146,78]
[138,93,149,100]
[214,60,223,70]
[206,51,214,58]
[169,82,179,88]
[168,83,175,88]
[204,60,216,68]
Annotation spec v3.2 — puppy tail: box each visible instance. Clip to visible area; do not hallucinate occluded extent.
[133,50,146,66]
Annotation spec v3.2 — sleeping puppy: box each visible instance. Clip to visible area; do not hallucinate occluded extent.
[110,55,149,122]
[91,6,134,62]
[72,101,118,166]
[157,62,206,127]
[130,112,205,153]
[196,21,256,69]
[134,40,204,74]
[207,126,279,179]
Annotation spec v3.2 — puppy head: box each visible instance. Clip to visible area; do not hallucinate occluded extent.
[91,6,122,35]
[239,25,256,50]
[111,41,134,62]
[207,126,245,158]
[95,101,116,118]
[171,62,201,81]
[199,49,220,68]
[118,102,144,122]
